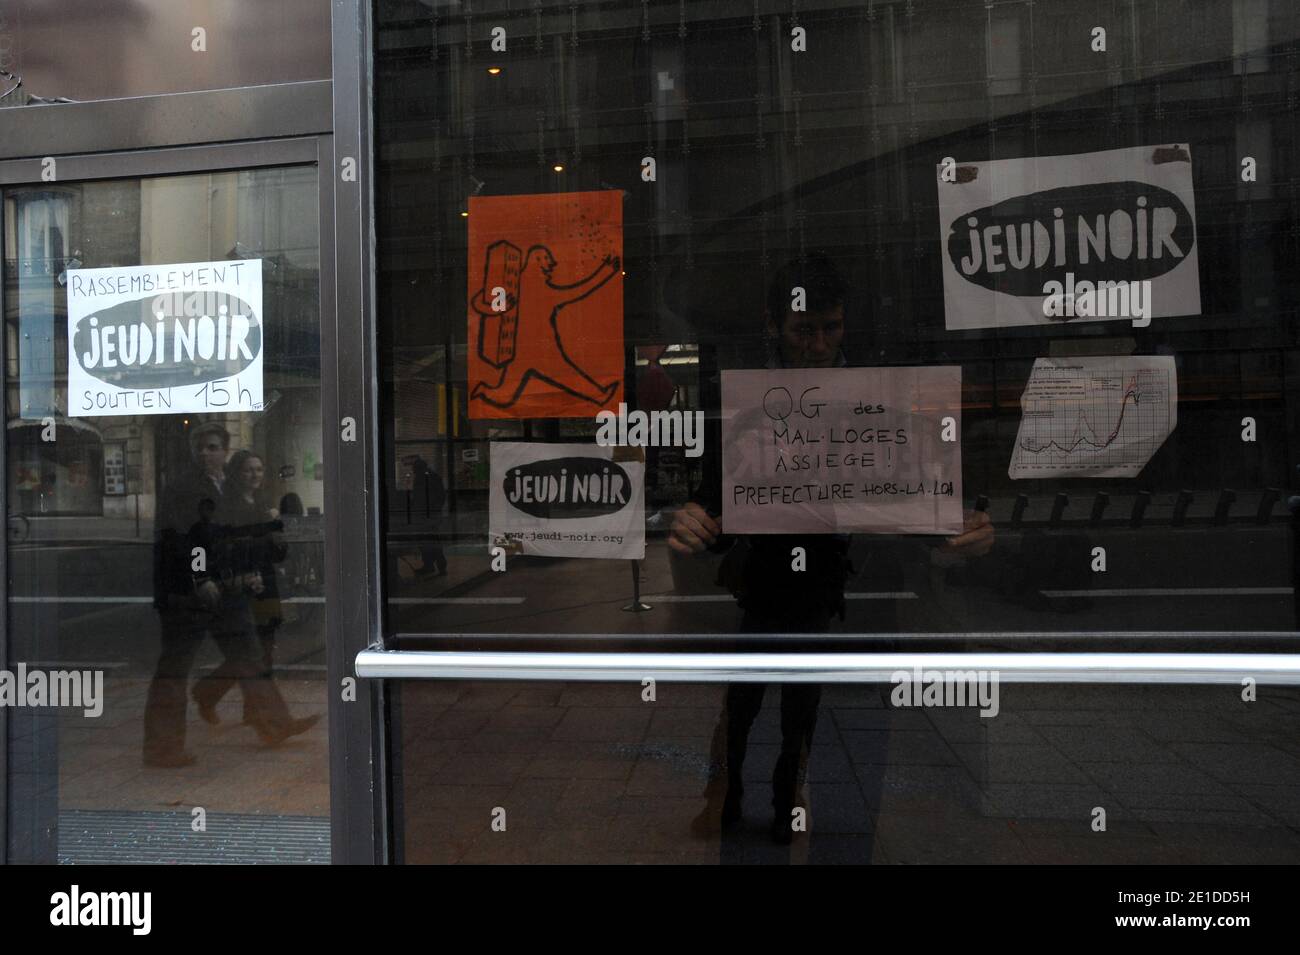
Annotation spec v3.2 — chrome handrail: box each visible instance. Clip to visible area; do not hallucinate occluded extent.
[355,647,1300,684]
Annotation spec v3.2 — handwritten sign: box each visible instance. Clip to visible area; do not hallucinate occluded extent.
[67,259,263,417]
[722,367,964,535]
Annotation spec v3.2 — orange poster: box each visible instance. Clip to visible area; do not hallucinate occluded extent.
[467,191,623,419]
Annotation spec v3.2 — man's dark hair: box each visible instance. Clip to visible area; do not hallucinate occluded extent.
[765,253,847,327]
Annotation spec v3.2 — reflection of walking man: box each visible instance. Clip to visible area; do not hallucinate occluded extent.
[471,245,621,409]
[401,454,448,577]
[144,424,318,767]
[144,422,231,767]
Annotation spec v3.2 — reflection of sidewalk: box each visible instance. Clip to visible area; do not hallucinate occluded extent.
[398,680,1300,864]
[12,514,325,546]
[387,528,1298,637]
[51,672,329,862]
[11,515,153,544]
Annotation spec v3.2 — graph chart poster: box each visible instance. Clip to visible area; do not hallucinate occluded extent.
[936,144,1201,330]
[467,191,624,420]
[722,366,964,535]
[1008,356,1178,480]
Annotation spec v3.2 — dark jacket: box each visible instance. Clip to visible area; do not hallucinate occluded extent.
[210,494,287,614]
[152,469,225,609]
[691,393,852,625]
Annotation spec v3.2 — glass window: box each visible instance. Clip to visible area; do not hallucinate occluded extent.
[374,0,1300,864]
[5,166,329,863]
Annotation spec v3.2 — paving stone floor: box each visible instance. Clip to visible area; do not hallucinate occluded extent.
[391,680,1300,864]
[11,673,1300,864]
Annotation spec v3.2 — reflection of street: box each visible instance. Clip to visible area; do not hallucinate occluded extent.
[384,520,1296,636]
[7,526,327,862]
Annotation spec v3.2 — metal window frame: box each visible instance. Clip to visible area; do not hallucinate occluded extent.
[331,0,390,867]
[356,0,1300,690]
[0,65,386,863]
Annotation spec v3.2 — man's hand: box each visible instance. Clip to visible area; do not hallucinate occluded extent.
[195,579,221,611]
[668,501,722,556]
[940,510,994,558]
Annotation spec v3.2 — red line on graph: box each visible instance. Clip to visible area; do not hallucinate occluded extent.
[1020,377,1141,455]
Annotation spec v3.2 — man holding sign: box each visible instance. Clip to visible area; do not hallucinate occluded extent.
[670,254,993,844]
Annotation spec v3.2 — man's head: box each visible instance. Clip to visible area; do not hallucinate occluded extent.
[188,422,230,477]
[765,254,848,368]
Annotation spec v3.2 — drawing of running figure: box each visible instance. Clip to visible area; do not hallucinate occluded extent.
[470,241,622,410]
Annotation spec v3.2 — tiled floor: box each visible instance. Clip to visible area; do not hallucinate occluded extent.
[3,671,332,862]
[0,670,330,867]
[56,673,330,816]
[392,681,1300,864]
[15,672,1300,864]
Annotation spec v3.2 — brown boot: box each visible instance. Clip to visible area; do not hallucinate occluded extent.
[252,714,320,747]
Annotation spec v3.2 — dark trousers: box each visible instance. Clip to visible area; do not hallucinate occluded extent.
[722,682,823,810]
[702,606,831,810]
[419,543,447,575]
[143,607,291,756]
[195,622,278,717]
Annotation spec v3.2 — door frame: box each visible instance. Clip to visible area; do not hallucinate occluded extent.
[0,76,386,864]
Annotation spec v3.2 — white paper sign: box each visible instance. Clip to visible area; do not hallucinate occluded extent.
[489,441,645,559]
[722,367,964,535]
[937,144,1201,330]
[1008,356,1178,479]
[67,259,263,417]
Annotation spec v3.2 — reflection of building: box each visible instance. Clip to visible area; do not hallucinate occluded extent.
[7,416,104,515]
[4,173,324,524]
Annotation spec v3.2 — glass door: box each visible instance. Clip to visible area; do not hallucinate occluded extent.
[4,160,330,863]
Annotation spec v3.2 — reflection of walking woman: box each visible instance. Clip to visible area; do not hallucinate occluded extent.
[192,450,317,745]
[231,451,285,670]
